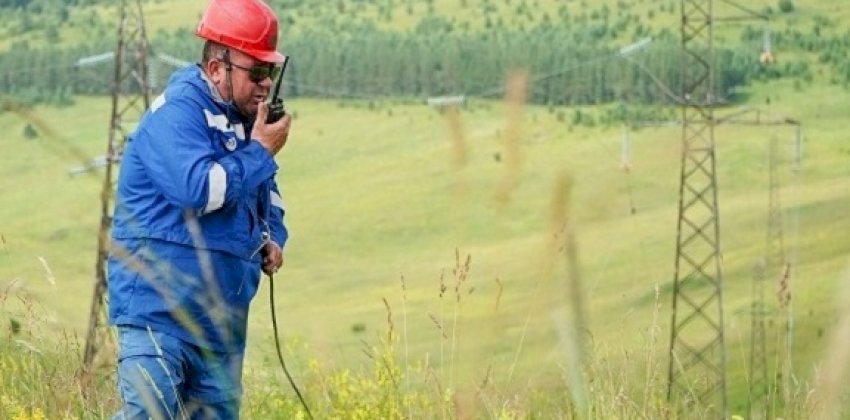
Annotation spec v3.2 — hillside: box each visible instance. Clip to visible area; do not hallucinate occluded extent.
[1,0,849,418]
[1,0,848,47]
[2,0,849,108]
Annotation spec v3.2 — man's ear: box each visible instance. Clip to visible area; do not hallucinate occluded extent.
[205,59,225,85]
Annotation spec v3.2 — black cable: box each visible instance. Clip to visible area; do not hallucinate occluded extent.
[268,274,314,420]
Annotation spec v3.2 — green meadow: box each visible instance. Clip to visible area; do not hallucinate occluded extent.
[2,80,849,417]
[1,0,850,418]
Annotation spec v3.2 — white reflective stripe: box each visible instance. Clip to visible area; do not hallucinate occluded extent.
[233,123,246,140]
[203,109,234,134]
[151,94,166,113]
[270,191,284,210]
[203,163,227,214]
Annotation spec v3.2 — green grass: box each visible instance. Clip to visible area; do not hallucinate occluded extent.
[1,68,849,416]
[1,0,850,417]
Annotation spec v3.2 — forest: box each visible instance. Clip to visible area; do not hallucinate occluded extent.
[0,0,839,109]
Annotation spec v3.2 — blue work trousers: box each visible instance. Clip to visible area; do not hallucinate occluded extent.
[113,325,244,420]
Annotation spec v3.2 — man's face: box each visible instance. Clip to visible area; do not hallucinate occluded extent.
[209,49,275,119]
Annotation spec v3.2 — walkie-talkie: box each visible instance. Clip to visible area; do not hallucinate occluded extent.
[266,56,290,124]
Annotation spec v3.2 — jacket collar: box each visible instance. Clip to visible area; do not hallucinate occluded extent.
[198,64,226,104]
[193,64,251,129]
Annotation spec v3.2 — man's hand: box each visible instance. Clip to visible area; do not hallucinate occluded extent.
[252,103,292,156]
[262,241,284,276]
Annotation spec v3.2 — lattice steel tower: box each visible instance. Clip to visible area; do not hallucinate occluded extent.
[667,0,726,417]
[82,0,151,371]
[749,135,787,419]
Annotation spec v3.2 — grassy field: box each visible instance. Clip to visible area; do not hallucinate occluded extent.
[1,70,849,417]
[1,0,850,418]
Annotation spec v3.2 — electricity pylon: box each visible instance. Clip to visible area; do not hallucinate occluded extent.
[755,135,786,419]
[746,120,802,419]
[666,0,778,416]
[749,136,783,419]
[780,125,803,418]
[82,0,151,372]
[667,0,727,416]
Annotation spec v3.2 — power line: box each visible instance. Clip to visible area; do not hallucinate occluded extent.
[472,38,654,99]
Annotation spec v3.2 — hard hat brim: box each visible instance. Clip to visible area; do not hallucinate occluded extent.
[248,49,287,64]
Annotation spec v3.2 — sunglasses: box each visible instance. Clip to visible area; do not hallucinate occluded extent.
[226,60,282,83]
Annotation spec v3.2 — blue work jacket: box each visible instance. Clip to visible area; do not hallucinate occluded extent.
[107,64,288,352]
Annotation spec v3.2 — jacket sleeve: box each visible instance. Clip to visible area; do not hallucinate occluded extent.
[133,96,278,215]
[268,180,288,248]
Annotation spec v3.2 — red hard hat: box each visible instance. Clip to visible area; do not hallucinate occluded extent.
[196,0,286,64]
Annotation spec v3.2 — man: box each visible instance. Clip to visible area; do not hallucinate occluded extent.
[107,0,291,418]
